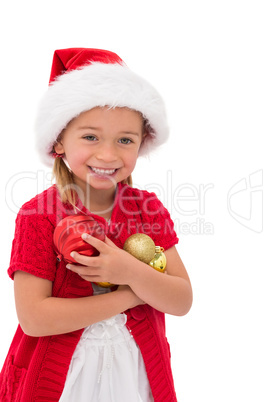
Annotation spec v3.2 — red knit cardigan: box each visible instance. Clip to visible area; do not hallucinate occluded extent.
[0,183,179,402]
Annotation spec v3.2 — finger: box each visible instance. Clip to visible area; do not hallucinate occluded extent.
[67,264,108,284]
[81,233,107,253]
[79,275,96,282]
[66,263,100,277]
[69,252,100,267]
[80,275,108,283]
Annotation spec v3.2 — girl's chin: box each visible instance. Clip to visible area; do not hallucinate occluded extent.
[87,174,119,190]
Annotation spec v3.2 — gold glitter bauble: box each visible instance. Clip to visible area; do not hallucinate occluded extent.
[96,281,113,288]
[149,246,167,273]
[123,233,156,264]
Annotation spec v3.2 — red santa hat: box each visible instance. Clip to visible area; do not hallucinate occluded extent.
[35,48,169,166]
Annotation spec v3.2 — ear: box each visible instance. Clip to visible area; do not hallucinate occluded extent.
[140,131,148,147]
[54,141,65,154]
[142,131,148,140]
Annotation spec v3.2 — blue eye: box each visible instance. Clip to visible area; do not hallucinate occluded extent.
[119,138,133,144]
[84,135,97,141]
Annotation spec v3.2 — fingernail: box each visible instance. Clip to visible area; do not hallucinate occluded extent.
[82,233,89,240]
[70,252,75,258]
[66,264,71,269]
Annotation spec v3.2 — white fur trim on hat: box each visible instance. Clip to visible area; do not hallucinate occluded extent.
[35,62,169,166]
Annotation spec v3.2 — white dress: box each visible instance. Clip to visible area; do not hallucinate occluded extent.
[59,284,154,402]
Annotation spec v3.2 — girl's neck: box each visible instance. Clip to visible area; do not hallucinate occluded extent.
[82,184,118,219]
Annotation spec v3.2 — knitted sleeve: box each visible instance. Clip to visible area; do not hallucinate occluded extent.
[8,209,57,281]
[141,191,179,250]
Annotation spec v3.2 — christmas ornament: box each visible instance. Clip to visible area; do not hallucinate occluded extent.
[123,233,167,273]
[53,215,113,287]
[149,246,167,273]
[53,215,105,264]
[95,281,113,288]
[123,234,155,264]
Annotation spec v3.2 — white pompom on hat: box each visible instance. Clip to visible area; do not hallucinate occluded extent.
[35,48,169,166]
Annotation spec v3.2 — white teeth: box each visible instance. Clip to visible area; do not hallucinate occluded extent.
[90,167,116,175]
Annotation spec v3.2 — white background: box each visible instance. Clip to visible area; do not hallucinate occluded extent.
[0,1,267,401]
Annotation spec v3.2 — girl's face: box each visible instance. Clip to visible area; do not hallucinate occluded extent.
[54,107,144,193]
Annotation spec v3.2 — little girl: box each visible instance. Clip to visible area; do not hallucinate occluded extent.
[0,48,192,402]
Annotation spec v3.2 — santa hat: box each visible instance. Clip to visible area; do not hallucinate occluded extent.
[35,48,169,166]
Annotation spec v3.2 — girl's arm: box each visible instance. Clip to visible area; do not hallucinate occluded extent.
[126,245,193,316]
[68,235,193,317]
[14,271,143,337]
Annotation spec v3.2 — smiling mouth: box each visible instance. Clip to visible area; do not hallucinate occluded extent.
[89,166,118,176]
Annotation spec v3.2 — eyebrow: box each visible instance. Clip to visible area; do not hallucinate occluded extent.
[78,127,140,136]
[119,131,140,137]
[78,126,101,131]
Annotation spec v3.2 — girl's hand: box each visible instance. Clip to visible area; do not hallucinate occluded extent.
[66,234,141,285]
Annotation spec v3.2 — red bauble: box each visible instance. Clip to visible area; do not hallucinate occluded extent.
[53,215,105,264]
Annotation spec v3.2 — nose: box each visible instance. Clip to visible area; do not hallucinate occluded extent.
[95,143,118,164]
